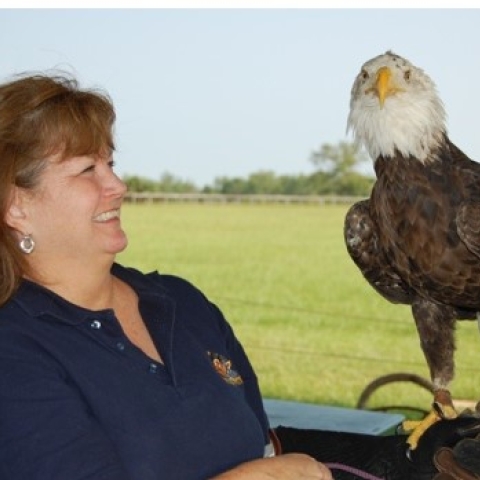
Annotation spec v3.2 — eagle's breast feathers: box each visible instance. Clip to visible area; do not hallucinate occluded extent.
[371,151,480,308]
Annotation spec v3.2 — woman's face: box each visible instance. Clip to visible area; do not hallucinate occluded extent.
[17,153,128,265]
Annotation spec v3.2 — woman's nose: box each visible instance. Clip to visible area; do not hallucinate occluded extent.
[102,165,127,197]
[111,172,128,197]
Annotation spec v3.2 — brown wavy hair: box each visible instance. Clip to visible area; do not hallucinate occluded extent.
[0,72,116,305]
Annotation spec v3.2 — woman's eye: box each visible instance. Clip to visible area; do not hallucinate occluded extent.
[81,165,96,174]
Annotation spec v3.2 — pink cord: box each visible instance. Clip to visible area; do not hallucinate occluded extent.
[325,462,385,480]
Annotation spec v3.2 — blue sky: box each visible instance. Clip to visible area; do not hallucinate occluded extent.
[1,8,479,186]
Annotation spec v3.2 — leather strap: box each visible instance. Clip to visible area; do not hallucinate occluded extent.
[433,447,479,480]
[269,428,283,456]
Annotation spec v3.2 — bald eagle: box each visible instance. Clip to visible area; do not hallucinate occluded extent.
[344,50,480,449]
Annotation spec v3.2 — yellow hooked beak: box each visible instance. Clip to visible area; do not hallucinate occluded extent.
[368,66,405,108]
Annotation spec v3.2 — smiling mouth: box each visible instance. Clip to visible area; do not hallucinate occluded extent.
[93,209,120,223]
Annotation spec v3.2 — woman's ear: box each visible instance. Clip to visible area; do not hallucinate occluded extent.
[5,187,29,232]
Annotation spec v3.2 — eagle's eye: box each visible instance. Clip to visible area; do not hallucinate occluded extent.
[404,70,411,81]
[360,70,369,81]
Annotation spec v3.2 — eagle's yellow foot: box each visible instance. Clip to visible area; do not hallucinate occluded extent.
[403,392,457,450]
[403,409,442,450]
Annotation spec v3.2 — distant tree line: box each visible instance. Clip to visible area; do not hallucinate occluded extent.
[122,141,375,197]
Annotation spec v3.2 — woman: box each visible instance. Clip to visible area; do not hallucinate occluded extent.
[0,72,332,479]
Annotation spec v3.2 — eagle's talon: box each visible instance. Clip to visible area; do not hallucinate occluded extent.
[433,401,444,418]
[405,446,413,462]
[433,399,457,420]
[395,422,406,435]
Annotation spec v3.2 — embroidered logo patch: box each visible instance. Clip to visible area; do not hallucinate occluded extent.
[207,351,243,386]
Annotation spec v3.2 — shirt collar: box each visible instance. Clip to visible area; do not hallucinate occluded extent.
[11,263,169,326]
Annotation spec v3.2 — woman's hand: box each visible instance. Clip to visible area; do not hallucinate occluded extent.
[212,453,333,479]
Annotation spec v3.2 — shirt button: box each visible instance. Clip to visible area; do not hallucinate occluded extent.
[116,342,125,351]
[90,320,102,329]
[148,363,158,374]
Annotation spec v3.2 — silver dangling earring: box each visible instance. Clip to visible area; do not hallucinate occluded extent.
[19,234,35,254]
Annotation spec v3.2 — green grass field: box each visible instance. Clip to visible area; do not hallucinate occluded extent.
[117,202,480,417]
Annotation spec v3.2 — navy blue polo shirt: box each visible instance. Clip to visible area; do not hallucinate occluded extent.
[0,264,269,480]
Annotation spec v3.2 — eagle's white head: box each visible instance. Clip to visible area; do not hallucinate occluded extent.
[347,51,446,163]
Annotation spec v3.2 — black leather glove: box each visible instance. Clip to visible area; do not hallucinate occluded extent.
[453,422,480,475]
[432,414,480,479]
[274,413,480,480]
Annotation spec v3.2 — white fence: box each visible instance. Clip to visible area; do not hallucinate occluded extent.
[124,192,364,205]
